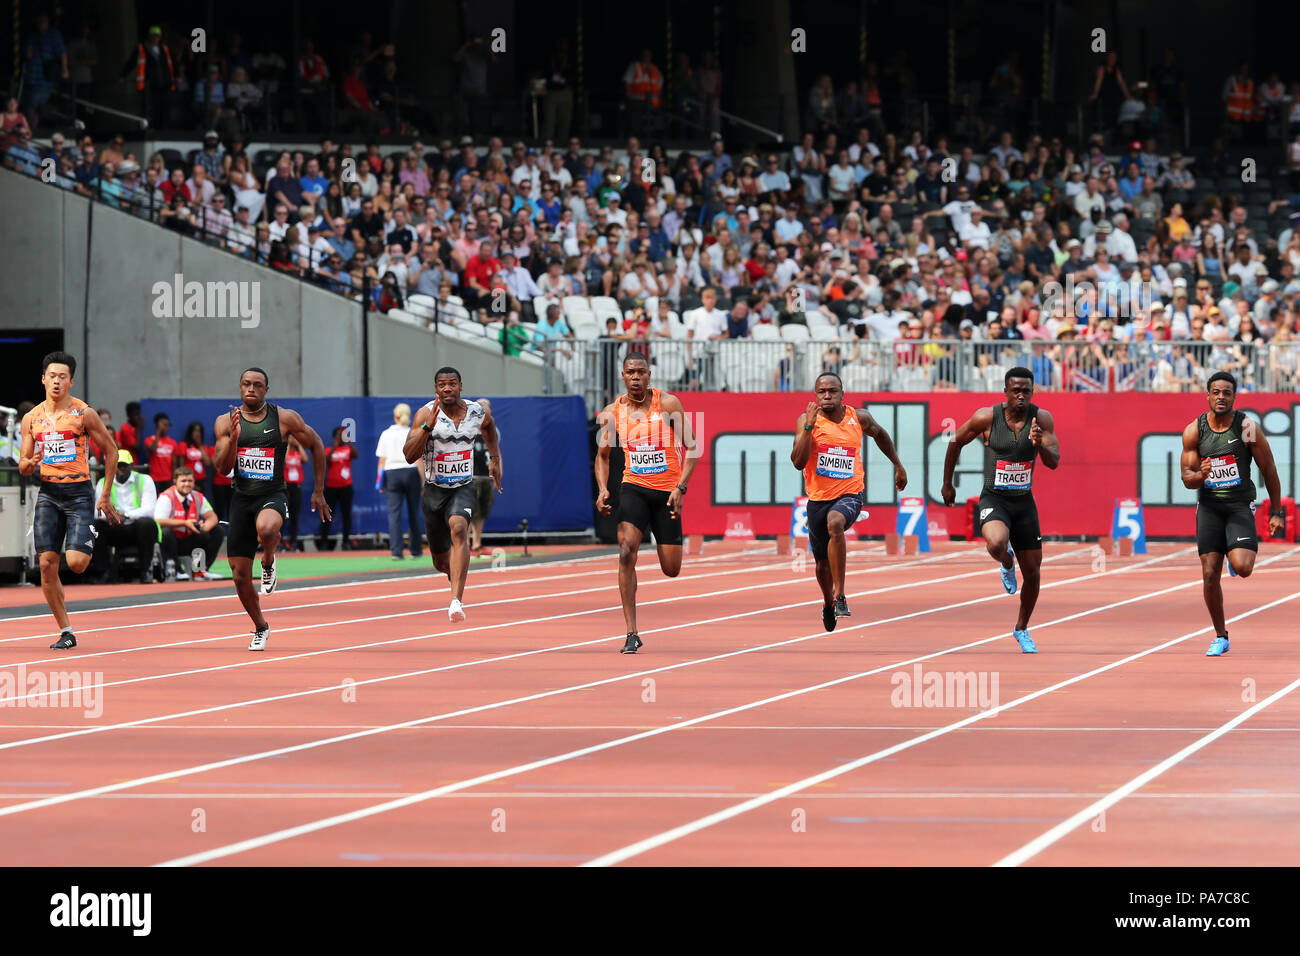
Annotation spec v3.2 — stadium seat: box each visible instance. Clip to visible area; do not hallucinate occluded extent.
[564,296,595,322]
[751,324,780,341]
[384,308,426,329]
[780,324,811,341]
[590,296,622,322]
[653,342,687,382]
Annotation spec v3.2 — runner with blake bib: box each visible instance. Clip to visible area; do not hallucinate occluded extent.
[943,366,1060,653]
[595,353,699,654]
[791,372,907,632]
[1179,371,1284,657]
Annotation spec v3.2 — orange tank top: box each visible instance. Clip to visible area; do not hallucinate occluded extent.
[612,388,683,492]
[30,397,92,483]
[803,406,865,500]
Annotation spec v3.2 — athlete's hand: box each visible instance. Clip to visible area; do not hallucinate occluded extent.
[667,487,683,518]
[228,406,242,441]
[894,464,908,491]
[1029,417,1042,446]
[17,455,38,476]
[489,457,503,493]
[941,481,956,507]
[804,401,819,425]
[311,489,332,523]
[596,488,612,515]
[1200,457,1213,480]
[1270,515,1286,538]
[99,496,121,526]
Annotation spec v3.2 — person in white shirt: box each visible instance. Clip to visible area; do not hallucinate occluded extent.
[959,207,993,250]
[1073,178,1105,219]
[827,151,856,202]
[939,185,976,234]
[499,251,542,305]
[154,465,224,581]
[604,192,629,227]
[686,285,730,388]
[375,403,424,559]
[774,205,805,243]
[90,450,158,584]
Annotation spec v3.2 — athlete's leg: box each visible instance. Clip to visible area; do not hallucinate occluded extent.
[256,507,284,572]
[1200,551,1228,636]
[1014,548,1043,629]
[39,551,71,631]
[1226,548,1255,578]
[813,556,835,605]
[447,514,471,601]
[826,509,848,598]
[618,521,645,635]
[655,543,682,577]
[229,557,267,630]
[982,520,1013,568]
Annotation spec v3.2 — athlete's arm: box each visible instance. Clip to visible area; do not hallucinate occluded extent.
[1246,426,1286,536]
[1030,408,1061,469]
[860,409,908,490]
[280,408,333,523]
[82,408,121,523]
[1180,421,1209,490]
[212,411,238,474]
[403,405,434,464]
[479,398,504,493]
[660,393,696,518]
[594,405,616,515]
[791,403,819,470]
[941,406,994,506]
[17,410,37,476]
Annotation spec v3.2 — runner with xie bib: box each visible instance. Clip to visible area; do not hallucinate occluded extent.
[1180,371,1284,657]
[595,353,699,654]
[791,372,907,633]
[404,367,503,623]
[942,366,1060,653]
[212,367,331,651]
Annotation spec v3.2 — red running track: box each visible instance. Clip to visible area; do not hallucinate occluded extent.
[1,540,1298,867]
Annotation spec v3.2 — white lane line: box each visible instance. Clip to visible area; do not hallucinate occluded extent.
[0,548,1169,823]
[5,790,1298,801]
[144,555,1198,866]
[992,674,1300,867]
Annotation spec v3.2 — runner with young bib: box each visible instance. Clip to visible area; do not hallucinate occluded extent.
[943,366,1061,653]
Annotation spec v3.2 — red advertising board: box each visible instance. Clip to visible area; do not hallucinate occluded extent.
[680,392,1300,538]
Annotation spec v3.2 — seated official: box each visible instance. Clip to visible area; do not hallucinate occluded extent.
[154,465,225,581]
[90,450,158,584]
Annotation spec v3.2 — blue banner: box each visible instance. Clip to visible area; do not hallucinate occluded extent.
[1111,497,1148,553]
[895,496,931,552]
[139,395,593,535]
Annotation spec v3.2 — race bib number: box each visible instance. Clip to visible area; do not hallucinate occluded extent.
[1205,455,1241,489]
[993,459,1033,490]
[815,444,857,480]
[628,442,667,476]
[39,431,75,465]
[236,446,275,480]
[434,449,473,485]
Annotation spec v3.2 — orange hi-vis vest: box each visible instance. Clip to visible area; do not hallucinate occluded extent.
[136,42,176,92]
[803,406,865,501]
[627,62,663,108]
[31,397,92,484]
[161,485,207,538]
[612,389,682,491]
[1226,76,1255,122]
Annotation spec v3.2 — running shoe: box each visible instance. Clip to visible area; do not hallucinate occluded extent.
[620,633,643,654]
[194,571,225,581]
[1013,628,1037,653]
[449,598,466,622]
[833,594,851,618]
[1000,546,1017,595]
[50,631,77,650]
[260,557,277,595]
[248,625,270,651]
[1206,636,1230,657]
[821,603,837,632]
[1227,563,1238,578]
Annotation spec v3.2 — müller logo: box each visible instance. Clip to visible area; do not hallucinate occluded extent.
[49,886,152,936]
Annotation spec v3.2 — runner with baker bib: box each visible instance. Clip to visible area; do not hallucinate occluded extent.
[1179,371,1284,657]
[404,367,503,624]
[595,353,699,654]
[18,351,120,650]
[212,367,331,651]
[791,372,907,633]
[942,366,1060,654]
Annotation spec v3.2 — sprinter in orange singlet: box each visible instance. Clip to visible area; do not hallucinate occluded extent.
[791,372,907,632]
[595,353,698,654]
[18,352,121,649]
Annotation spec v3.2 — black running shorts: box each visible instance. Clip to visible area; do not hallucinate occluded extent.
[227,490,289,559]
[616,481,683,546]
[1196,498,1258,556]
[806,493,864,562]
[423,481,476,555]
[977,492,1042,552]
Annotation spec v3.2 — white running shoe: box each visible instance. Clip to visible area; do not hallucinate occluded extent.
[260,557,277,595]
[194,571,225,581]
[449,598,466,622]
[248,625,270,651]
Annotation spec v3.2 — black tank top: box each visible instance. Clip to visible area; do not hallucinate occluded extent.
[982,402,1039,498]
[1196,411,1256,504]
[231,403,287,496]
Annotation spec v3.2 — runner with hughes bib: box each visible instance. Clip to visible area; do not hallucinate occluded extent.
[791,372,907,632]
[404,367,503,623]
[212,367,331,651]
[595,353,699,654]
[1180,371,1284,657]
[942,367,1060,654]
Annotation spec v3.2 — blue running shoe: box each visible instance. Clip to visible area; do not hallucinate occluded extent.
[1227,563,1238,577]
[1013,628,1037,653]
[1000,546,1017,595]
[1206,636,1230,657]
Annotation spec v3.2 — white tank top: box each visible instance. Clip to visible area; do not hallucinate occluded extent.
[422,399,484,487]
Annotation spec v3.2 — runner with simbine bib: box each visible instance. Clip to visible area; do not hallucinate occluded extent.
[942,366,1060,653]
[1179,371,1284,657]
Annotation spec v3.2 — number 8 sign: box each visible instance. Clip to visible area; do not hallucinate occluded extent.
[1111,498,1147,553]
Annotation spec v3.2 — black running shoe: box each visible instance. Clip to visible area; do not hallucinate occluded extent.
[620,633,643,654]
[834,595,851,618]
[50,632,77,650]
[822,603,837,632]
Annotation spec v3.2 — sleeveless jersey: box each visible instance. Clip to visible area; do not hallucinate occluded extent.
[31,397,92,484]
[1197,411,1256,504]
[611,389,683,492]
[803,406,865,501]
[423,399,485,488]
[982,402,1039,497]
[231,403,286,495]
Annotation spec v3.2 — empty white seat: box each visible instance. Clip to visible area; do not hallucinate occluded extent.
[408,294,437,312]
[384,308,426,329]
[780,323,811,341]
[563,296,595,321]
[751,323,781,341]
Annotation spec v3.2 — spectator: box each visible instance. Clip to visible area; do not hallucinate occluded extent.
[144,413,181,494]
[686,285,729,387]
[279,437,305,551]
[470,421,500,557]
[21,13,67,127]
[154,466,225,581]
[0,97,32,152]
[317,425,358,550]
[375,403,423,560]
[177,421,215,501]
[89,451,158,585]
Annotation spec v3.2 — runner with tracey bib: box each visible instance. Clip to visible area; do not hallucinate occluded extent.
[942,366,1060,653]
[212,367,331,651]
[1179,371,1284,657]
[404,367,503,623]
[595,353,699,655]
[791,372,907,633]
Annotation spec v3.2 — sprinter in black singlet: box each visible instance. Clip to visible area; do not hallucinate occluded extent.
[1180,371,1284,657]
[942,366,1060,653]
[212,367,331,651]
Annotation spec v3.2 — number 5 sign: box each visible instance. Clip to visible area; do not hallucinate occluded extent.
[1111,498,1147,553]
